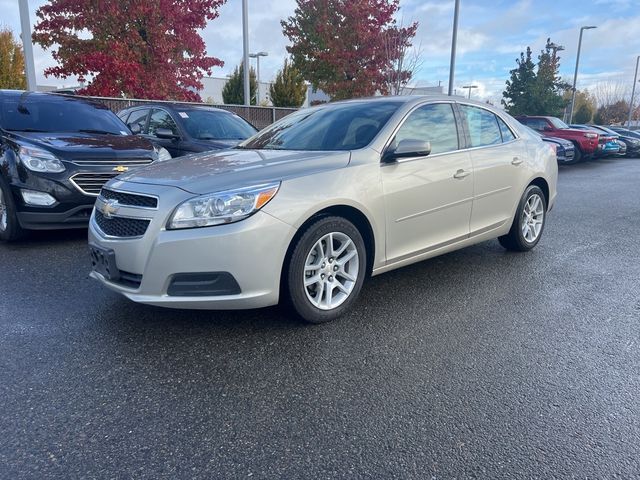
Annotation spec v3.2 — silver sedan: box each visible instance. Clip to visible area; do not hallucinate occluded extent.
[89,96,558,323]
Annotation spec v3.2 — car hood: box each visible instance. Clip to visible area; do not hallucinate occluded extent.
[7,131,155,159]
[117,148,351,194]
[542,136,573,147]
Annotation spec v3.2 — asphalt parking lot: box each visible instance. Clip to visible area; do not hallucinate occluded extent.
[1,157,639,479]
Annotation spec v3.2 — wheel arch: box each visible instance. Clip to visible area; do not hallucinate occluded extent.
[528,177,549,209]
[280,204,377,296]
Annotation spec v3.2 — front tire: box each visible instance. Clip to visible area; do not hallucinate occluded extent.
[285,216,367,324]
[499,185,547,252]
[0,176,25,242]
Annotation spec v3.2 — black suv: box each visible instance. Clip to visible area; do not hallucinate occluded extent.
[0,90,163,241]
[117,103,257,157]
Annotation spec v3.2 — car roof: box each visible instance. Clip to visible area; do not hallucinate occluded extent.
[0,89,111,109]
[121,103,232,114]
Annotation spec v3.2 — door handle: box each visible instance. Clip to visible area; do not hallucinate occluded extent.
[511,157,524,166]
[453,169,471,179]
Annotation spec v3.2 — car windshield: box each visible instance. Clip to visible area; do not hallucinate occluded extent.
[239,100,402,151]
[179,110,257,140]
[549,117,569,129]
[1,94,129,135]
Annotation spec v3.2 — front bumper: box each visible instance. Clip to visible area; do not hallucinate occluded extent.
[88,181,296,310]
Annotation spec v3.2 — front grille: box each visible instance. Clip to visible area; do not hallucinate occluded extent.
[72,158,153,167]
[94,211,150,238]
[100,188,158,208]
[71,172,119,196]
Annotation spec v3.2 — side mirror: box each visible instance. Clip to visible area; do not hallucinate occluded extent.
[543,125,553,132]
[155,128,179,140]
[383,139,431,163]
[129,124,141,134]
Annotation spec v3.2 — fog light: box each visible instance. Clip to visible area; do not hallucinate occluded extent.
[21,189,57,206]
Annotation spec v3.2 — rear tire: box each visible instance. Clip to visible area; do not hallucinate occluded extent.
[499,185,547,252]
[0,176,25,242]
[285,216,367,324]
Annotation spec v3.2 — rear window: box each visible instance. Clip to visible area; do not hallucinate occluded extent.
[1,94,128,135]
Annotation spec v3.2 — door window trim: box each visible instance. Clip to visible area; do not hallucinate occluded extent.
[124,107,151,134]
[380,101,464,165]
[456,102,520,151]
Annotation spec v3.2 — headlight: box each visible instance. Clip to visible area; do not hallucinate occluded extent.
[154,145,172,162]
[167,182,280,230]
[628,138,640,145]
[584,133,598,139]
[18,145,65,173]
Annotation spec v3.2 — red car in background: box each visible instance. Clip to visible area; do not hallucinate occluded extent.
[516,116,600,163]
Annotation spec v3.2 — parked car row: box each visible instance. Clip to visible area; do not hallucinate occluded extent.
[515,115,640,164]
[0,91,257,241]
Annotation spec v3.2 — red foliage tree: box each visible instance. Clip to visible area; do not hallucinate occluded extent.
[33,0,226,101]
[282,0,418,100]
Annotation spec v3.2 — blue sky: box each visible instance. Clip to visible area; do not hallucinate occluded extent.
[3,0,640,105]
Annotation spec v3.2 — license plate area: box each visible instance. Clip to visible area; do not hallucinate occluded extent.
[90,244,120,282]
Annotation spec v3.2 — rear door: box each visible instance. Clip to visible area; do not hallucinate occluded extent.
[381,102,474,263]
[458,104,527,235]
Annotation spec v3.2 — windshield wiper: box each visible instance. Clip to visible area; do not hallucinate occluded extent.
[6,128,47,132]
[77,129,119,135]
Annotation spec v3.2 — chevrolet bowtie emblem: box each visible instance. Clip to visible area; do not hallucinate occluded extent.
[113,165,129,173]
[98,198,120,219]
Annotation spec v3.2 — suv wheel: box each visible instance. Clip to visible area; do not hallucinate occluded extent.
[0,177,25,242]
[285,216,366,323]
[499,185,547,252]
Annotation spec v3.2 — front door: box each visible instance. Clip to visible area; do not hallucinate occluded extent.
[381,102,474,264]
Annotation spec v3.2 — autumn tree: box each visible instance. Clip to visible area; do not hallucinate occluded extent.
[564,89,596,123]
[594,100,629,125]
[222,63,257,105]
[269,59,307,107]
[282,0,418,100]
[382,20,420,95]
[0,28,26,90]
[33,0,226,101]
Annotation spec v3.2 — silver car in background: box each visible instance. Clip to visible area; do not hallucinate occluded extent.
[89,96,558,323]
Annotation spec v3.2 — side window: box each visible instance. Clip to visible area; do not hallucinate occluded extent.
[394,103,459,155]
[125,109,149,133]
[460,105,502,147]
[148,109,179,137]
[497,117,516,142]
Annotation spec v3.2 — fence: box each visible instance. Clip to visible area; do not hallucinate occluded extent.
[80,95,298,130]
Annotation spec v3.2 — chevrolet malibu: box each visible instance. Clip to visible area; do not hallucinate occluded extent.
[89,97,558,323]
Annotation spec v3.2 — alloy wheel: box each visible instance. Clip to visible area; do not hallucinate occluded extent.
[521,193,544,243]
[303,231,359,310]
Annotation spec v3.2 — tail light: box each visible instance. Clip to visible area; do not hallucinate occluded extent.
[548,143,557,155]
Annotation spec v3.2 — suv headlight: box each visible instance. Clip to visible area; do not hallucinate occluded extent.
[167,182,280,230]
[154,145,172,162]
[584,133,598,139]
[18,145,65,173]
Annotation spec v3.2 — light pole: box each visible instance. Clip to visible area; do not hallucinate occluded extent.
[249,51,268,104]
[241,0,250,106]
[447,0,460,96]
[627,56,640,127]
[569,25,597,123]
[462,85,477,98]
[18,0,37,91]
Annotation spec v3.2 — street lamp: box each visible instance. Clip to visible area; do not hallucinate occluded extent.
[447,0,461,96]
[18,0,37,91]
[249,51,268,104]
[627,56,640,127]
[569,25,597,123]
[462,85,478,98]
[241,0,250,106]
